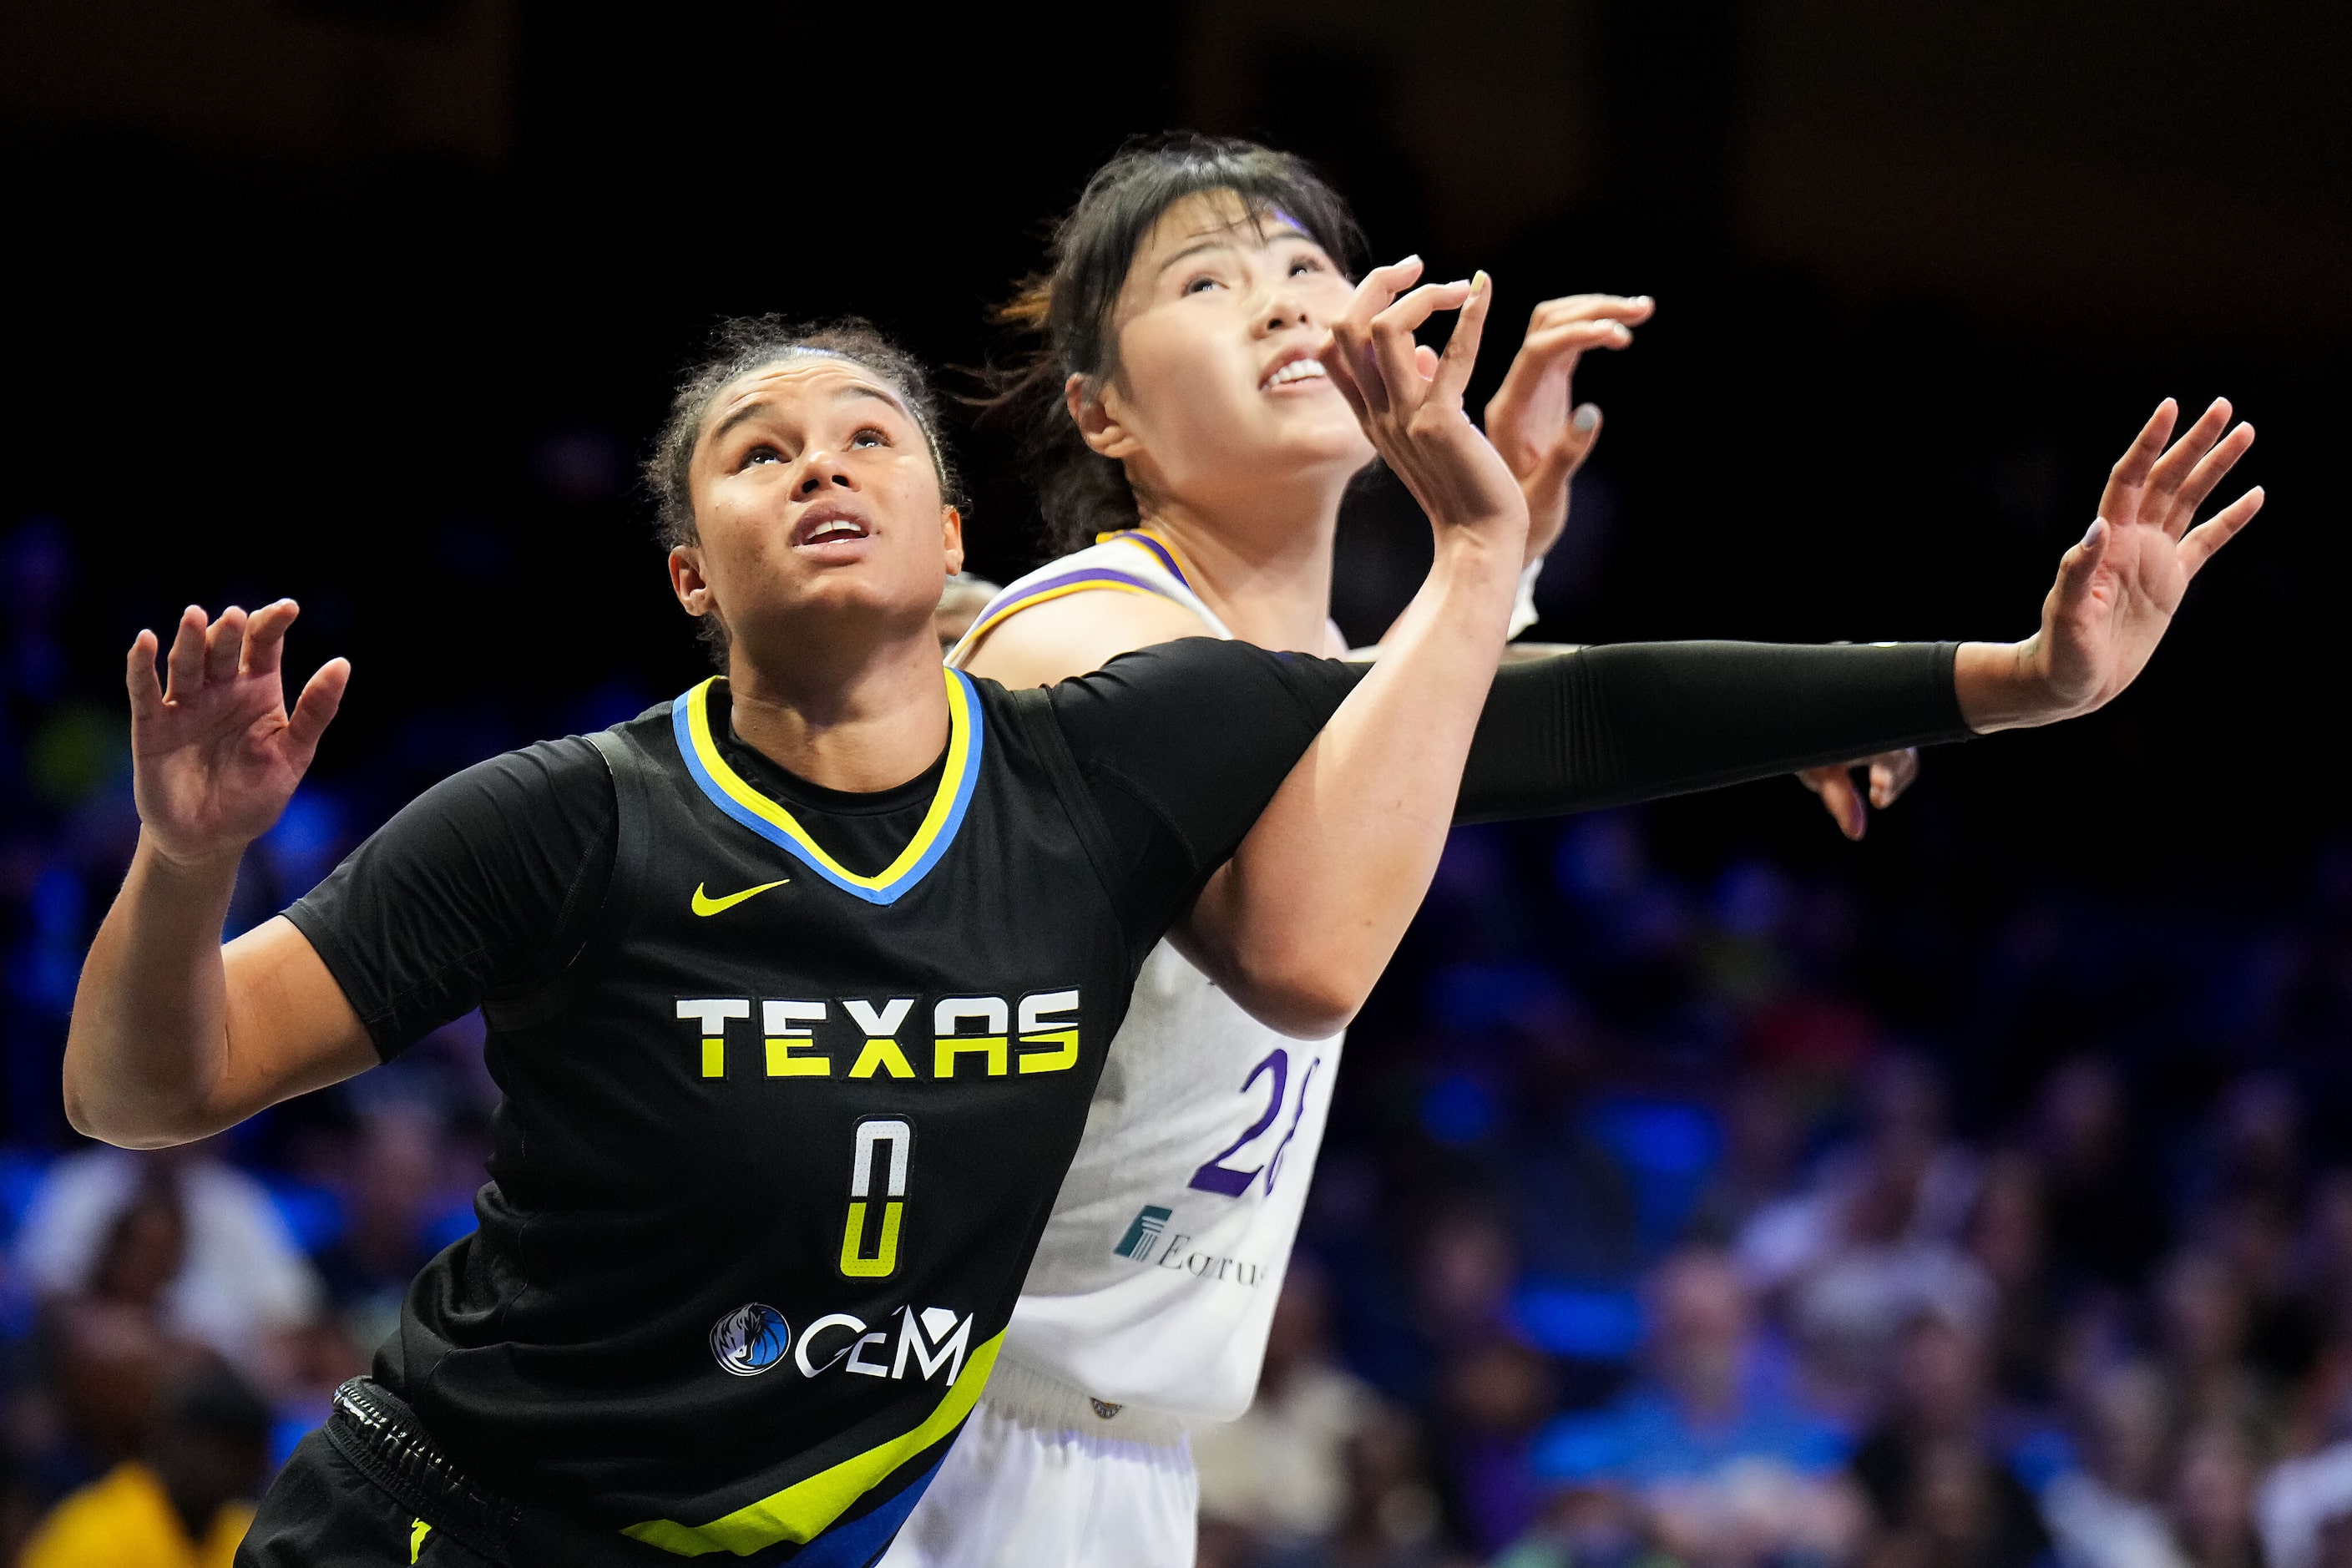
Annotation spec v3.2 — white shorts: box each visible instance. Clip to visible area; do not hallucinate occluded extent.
[883,1359,1197,1568]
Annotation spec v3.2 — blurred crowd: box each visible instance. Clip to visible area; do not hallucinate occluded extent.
[8,506,2352,1568]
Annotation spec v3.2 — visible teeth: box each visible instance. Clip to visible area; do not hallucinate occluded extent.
[1266,359,1327,388]
[807,521,862,542]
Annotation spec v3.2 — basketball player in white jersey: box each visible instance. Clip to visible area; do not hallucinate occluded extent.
[886,134,2262,1568]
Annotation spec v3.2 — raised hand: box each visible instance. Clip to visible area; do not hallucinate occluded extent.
[127,602,350,866]
[1484,293,1653,558]
[1318,257,1529,552]
[1959,399,2262,731]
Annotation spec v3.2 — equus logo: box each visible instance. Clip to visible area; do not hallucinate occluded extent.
[1113,1205,1172,1261]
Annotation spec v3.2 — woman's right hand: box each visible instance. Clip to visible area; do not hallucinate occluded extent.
[1319,256,1530,557]
[128,601,349,867]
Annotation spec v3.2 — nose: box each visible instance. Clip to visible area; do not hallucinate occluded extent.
[795,448,858,496]
[1257,275,1316,338]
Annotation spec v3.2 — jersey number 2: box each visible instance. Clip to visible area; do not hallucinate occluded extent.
[1188,1049,1321,1199]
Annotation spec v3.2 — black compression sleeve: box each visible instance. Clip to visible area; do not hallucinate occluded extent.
[282,737,617,1058]
[1455,640,1971,823]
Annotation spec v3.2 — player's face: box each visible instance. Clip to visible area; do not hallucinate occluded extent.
[676,357,963,659]
[1093,191,1373,520]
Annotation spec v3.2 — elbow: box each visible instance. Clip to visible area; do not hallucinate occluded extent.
[1220,946,1368,1041]
[60,1056,211,1151]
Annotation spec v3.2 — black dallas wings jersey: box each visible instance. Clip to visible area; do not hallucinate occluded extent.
[345,652,1353,1565]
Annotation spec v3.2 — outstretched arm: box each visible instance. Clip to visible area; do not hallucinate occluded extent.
[66,603,373,1147]
[1445,397,2261,822]
[1176,259,1528,1037]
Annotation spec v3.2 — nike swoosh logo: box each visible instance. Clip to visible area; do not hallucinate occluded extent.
[691,879,790,917]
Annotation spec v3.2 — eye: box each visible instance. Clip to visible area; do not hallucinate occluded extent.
[1183,274,1223,296]
[741,443,784,468]
[850,426,891,448]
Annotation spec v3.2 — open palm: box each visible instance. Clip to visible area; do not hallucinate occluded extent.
[129,601,349,864]
[2031,398,2260,717]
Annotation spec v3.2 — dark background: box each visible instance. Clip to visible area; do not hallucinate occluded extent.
[2,3,2349,1556]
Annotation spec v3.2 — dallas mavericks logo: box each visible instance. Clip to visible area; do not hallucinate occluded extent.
[1114,1205,1172,1261]
[711,1303,792,1377]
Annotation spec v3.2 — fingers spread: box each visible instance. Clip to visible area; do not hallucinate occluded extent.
[2178,486,2265,579]
[243,599,299,678]
[2099,399,2178,521]
[2167,422,2256,533]
[205,605,249,686]
[2054,517,2112,621]
[125,630,164,725]
[1527,294,1655,331]
[286,658,352,754]
[1370,279,1472,410]
[2144,397,2232,504]
[164,605,209,702]
[1428,271,1493,410]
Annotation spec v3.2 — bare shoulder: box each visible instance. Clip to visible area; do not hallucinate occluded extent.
[963,589,1216,689]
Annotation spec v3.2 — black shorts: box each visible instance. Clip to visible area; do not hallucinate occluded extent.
[236,1430,498,1568]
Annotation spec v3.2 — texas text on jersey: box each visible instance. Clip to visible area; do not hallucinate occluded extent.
[287,645,1362,1567]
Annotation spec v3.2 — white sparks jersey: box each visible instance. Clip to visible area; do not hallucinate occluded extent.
[948,530,1344,1424]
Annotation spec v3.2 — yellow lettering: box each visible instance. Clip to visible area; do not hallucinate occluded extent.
[933,1036,1008,1078]
[848,1038,917,1080]
[701,1038,726,1079]
[1017,1029,1080,1075]
[839,1200,903,1277]
[765,1038,832,1077]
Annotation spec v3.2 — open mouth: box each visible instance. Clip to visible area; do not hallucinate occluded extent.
[1261,353,1329,392]
[793,505,873,547]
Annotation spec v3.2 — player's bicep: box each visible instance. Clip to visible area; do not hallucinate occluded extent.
[961,589,1214,689]
[215,916,380,1122]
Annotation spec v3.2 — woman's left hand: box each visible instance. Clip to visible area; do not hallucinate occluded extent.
[1960,397,2262,731]
[1484,293,1654,559]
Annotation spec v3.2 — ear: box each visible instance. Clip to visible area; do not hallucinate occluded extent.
[1065,372,1140,462]
[669,544,714,618]
[941,506,965,578]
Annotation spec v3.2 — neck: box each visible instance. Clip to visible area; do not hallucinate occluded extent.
[724,623,949,792]
[1136,463,1351,654]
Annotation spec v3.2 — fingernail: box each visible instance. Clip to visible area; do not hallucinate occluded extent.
[1472,270,1490,292]
[1632,295,1653,306]
[2081,517,2107,549]
[1574,404,1600,432]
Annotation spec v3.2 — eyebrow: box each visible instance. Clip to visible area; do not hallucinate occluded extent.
[1154,223,1314,279]
[708,382,914,445]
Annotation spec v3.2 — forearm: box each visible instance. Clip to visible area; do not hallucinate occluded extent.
[65,832,240,1146]
[1191,539,1520,1034]
[1456,640,1972,822]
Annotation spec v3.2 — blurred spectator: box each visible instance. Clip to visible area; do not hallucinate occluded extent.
[1849,1311,2051,1568]
[1196,1264,1380,1556]
[1968,1151,2060,1409]
[1739,1055,1991,1409]
[40,1176,213,1476]
[14,1146,320,1374]
[2260,1439,2352,1568]
[18,1363,269,1568]
[2155,1253,2275,1449]
[2172,1421,2266,1568]
[1432,1337,1555,1554]
[933,573,1000,653]
[310,1102,446,1353]
[2034,1060,2167,1296]
[1526,1247,1856,1566]
[2043,1363,2191,1568]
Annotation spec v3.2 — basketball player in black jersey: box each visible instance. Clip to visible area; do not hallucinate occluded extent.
[63,293,1570,1565]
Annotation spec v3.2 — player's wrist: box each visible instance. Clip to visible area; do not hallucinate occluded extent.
[1954,637,2082,733]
